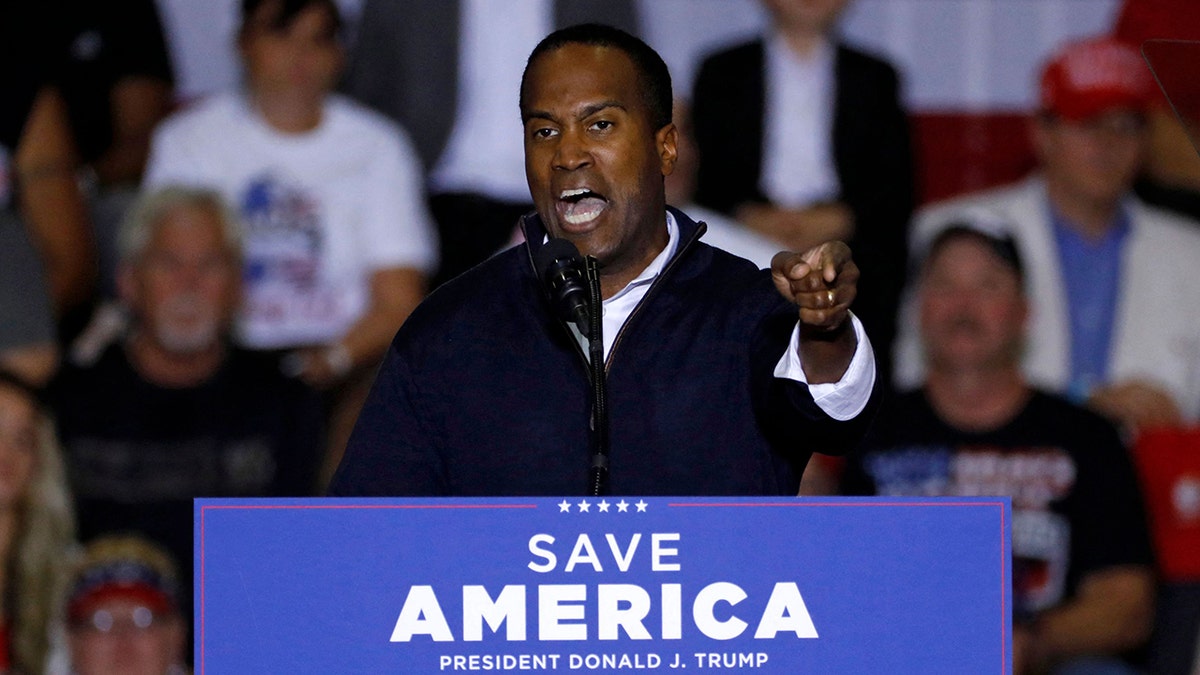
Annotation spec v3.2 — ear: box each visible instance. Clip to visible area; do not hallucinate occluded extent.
[657,123,678,178]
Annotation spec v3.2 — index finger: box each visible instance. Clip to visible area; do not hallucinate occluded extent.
[813,241,851,284]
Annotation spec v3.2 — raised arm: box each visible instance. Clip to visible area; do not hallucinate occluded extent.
[770,241,859,383]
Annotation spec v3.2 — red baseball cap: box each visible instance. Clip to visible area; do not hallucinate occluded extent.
[1039,37,1157,120]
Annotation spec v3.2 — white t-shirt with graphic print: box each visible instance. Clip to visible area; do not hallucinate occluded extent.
[144,91,438,349]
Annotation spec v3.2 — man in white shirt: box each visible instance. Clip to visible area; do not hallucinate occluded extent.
[144,0,437,485]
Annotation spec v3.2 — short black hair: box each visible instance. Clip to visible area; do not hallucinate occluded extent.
[520,23,673,131]
[923,224,1025,287]
[241,0,342,37]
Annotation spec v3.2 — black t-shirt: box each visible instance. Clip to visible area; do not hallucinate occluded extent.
[51,344,325,586]
[842,388,1155,620]
[58,0,174,163]
[1,2,69,182]
[2,1,174,182]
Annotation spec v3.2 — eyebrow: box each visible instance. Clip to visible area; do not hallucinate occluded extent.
[523,100,626,124]
[579,101,625,118]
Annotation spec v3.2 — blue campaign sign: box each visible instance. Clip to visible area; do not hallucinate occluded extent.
[196,497,1010,674]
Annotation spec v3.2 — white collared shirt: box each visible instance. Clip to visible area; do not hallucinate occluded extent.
[429,0,552,202]
[761,31,841,208]
[567,211,875,421]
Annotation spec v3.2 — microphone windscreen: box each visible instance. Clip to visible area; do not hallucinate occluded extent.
[535,238,584,279]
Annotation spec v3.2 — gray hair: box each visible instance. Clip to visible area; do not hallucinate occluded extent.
[118,185,243,263]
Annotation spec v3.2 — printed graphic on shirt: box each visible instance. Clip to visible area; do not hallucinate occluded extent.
[239,173,337,332]
[67,435,279,500]
[862,445,1077,615]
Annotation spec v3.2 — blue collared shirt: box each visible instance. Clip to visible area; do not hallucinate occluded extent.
[1049,205,1131,401]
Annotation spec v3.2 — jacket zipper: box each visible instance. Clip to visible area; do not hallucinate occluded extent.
[603,220,708,375]
[522,215,710,378]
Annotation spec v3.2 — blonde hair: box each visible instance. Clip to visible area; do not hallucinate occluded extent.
[3,379,76,675]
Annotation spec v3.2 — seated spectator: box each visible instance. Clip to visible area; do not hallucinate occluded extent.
[58,0,176,300]
[60,0,174,190]
[0,370,76,674]
[50,186,324,628]
[691,0,914,385]
[3,3,98,381]
[665,100,781,269]
[844,225,1156,675]
[895,37,1200,435]
[144,0,437,486]
[64,535,186,675]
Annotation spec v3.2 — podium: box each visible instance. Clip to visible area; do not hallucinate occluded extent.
[195,496,1011,673]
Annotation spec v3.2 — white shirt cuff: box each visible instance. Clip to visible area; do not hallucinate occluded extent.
[773,312,876,421]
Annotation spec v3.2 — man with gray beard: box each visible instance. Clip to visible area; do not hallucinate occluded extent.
[49,186,324,641]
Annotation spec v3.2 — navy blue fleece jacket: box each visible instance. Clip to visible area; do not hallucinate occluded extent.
[329,208,880,496]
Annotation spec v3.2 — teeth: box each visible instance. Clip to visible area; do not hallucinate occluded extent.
[560,188,592,199]
[564,211,600,225]
[563,201,606,225]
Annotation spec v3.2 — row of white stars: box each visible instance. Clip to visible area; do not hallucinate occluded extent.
[558,499,648,513]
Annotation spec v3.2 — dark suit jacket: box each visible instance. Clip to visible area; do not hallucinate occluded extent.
[691,39,916,382]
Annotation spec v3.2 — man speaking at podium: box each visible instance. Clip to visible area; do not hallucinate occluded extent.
[329,24,879,497]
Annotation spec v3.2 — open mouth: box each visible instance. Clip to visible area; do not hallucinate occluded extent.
[557,187,608,227]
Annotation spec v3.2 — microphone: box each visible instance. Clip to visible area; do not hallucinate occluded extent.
[535,238,592,338]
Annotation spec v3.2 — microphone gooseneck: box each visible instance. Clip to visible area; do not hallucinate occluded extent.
[585,256,609,497]
[534,238,609,496]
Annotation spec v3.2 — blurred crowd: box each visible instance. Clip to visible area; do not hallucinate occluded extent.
[0,0,1198,673]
